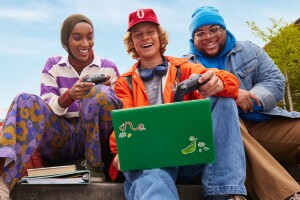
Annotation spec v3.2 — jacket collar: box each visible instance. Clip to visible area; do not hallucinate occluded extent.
[57,52,101,68]
[229,41,243,54]
[121,56,190,77]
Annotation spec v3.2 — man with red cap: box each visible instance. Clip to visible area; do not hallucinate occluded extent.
[109,8,247,200]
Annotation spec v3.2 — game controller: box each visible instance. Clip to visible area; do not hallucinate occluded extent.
[83,74,107,84]
[173,74,207,102]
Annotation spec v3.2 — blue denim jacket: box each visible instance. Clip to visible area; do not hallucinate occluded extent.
[184,41,300,118]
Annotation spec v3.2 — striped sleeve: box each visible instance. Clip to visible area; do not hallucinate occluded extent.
[40,56,69,116]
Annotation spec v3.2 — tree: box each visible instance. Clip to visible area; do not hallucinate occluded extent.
[247,18,300,111]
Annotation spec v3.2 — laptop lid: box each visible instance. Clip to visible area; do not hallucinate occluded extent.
[112,99,215,172]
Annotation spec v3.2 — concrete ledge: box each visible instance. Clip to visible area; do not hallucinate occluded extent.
[11,182,203,200]
[11,158,203,200]
[11,182,125,200]
[11,158,299,200]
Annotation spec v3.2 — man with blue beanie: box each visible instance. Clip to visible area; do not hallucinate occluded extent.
[184,6,300,200]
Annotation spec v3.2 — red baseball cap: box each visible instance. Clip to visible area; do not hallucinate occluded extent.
[127,8,160,31]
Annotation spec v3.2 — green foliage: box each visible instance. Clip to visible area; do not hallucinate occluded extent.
[247,18,300,111]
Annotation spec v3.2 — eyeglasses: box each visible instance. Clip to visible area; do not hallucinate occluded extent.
[194,26,222,40]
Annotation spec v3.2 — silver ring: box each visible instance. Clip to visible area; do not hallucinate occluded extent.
[80,83,84,88]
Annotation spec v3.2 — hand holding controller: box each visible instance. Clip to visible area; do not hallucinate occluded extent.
[173,74,207,102]
[83,74,107,84]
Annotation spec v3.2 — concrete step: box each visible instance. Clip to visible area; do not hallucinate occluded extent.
[10,159,299,200]
[11,182,203,200]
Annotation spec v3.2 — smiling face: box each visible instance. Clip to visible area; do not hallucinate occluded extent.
[68,22,94,61]
[193,25,227,58]
[130,22,161,62]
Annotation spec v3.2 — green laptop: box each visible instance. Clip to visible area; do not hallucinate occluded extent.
[111,99,215,172]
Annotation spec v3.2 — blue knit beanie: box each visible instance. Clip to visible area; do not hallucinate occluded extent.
[189,6,226,38]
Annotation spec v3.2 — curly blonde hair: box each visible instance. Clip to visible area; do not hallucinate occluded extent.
[123,25,169,60]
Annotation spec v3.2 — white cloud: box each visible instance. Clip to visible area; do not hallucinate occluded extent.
[0,8,50,21]
[68,0,169,26]
[0,35,60,57]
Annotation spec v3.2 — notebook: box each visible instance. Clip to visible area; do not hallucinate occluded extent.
[21,170,90,185]
[112,99,215,172]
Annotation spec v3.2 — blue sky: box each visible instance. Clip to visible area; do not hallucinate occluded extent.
[0,0,299,110]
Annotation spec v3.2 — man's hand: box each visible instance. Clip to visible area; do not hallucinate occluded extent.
[197,70,224,97]
[236,89,261,113]
[113,154,120,170]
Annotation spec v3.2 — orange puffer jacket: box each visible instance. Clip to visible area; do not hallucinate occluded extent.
[109,56,239,180]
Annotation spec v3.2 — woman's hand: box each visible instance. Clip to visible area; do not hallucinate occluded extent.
[102,75,112,86]
[69,75,95,100]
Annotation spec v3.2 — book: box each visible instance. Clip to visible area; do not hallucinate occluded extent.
[27,164,77,177]
[21,170,90,185]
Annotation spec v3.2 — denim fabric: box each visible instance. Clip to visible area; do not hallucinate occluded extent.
[123,97,246,199]
[184,41,300,119]
[124,168,179,200]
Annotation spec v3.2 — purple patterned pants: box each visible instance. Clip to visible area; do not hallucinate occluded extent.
[0,85,122,190]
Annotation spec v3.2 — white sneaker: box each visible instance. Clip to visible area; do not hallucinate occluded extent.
[0,176,10,200]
